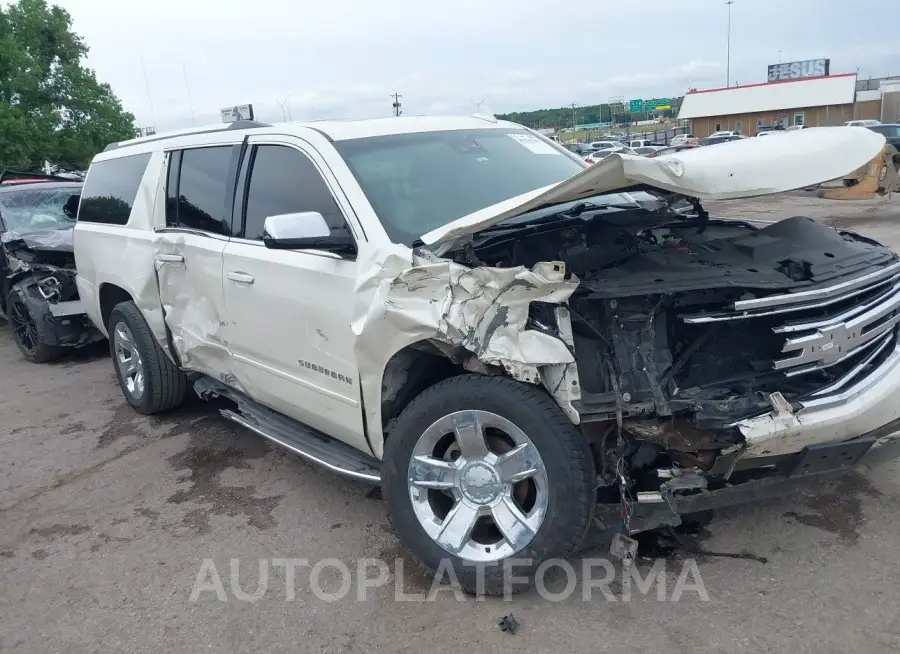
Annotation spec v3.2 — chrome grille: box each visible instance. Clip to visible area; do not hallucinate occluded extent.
[774,281,900,376]
[678,262,900,389]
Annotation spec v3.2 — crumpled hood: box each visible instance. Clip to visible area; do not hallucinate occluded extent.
[422,126,887,248]
[1,226,74,253]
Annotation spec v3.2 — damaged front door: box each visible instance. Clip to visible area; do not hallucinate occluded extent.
[155,146,238,378]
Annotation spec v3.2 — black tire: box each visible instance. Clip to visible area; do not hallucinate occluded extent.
[108,301,187,414]
[6,288,64,363]
[382,374,596,596]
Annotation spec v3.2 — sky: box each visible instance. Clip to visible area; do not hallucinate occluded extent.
[51,0,900,130]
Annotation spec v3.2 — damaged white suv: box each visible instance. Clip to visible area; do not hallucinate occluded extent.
[74,117,900,593]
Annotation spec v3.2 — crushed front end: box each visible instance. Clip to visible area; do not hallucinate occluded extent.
[452,204,900,533]
[1,229,99,359]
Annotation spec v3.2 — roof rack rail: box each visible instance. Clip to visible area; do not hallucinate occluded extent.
[0,169,74,184]
[104,120,271,152]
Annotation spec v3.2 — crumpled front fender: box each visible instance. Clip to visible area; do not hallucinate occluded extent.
[352,244,580,458]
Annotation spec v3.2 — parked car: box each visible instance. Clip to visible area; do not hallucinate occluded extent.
[669,134,695,146]
[866,123,900,149]
[585,146,638,164]
[845,119,881,127]
[74,118,899,594]
[628,139,654,148]
[710,130,740,137]
[0,172,98,362]
[563,142,593,157]
[589,140,627,152]
[700,134,747,146]
[632,146,664,156]
[645,144,699,158]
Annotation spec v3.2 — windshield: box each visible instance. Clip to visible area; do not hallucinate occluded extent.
[334,129,585,245]
[0,187,77,233]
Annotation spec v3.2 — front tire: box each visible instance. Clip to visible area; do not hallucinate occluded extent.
[6,287,64,363]
[108,301,187,414]
[382,375,596,595]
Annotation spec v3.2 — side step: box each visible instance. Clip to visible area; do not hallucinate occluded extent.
[196,377,382,484]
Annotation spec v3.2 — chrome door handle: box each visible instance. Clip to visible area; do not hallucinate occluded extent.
[156,254,184,263]
[226,271,255,284]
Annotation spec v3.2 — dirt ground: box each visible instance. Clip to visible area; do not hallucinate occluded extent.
[2,194,900,653]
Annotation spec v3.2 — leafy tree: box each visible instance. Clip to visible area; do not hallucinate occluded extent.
[497,97,685,131]
[0,0,135,171]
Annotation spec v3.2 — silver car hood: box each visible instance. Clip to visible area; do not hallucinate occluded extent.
[422,126,886,249]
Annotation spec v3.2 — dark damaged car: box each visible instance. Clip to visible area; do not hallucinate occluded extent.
[0,176,99,362]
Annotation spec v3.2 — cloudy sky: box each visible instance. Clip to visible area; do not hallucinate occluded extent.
[54,0,900,130]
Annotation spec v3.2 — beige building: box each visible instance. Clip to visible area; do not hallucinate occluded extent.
[678,73,881,138]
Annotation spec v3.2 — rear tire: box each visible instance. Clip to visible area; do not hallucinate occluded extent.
[6,287,64,363]
[382,374,596,595]
[108,301,187,414]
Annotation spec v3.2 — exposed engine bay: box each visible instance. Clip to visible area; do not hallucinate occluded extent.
[448,197,900,501]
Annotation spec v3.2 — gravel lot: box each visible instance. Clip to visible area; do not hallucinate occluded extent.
[2,194,900,653]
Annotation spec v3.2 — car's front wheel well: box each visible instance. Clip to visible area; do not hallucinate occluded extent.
[99,283,134,331]
[380,342,473,432]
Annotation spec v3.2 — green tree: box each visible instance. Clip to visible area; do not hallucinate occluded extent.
[0,0,135,171]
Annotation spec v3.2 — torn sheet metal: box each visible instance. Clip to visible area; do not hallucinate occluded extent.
[153,232,235,383]
[352,244,579,457]
[1,227,74,252]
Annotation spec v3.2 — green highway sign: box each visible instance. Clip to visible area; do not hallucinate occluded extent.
[643,98,672,112]
[628,99,643,112]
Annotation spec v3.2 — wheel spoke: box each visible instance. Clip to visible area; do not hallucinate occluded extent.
[452,412,489,459]
[122,357,137,376]
[436,501,480,554]
[409,455,457,490]
[495,442,542,483]
[491,496,536,550]
[115,325,132,350]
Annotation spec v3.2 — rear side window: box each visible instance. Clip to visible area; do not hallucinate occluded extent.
[241,145,347,241]
[78,153,151,225]
[166,146,236,236]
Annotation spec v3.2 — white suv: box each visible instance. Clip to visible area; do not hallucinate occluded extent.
[74,119,900,593]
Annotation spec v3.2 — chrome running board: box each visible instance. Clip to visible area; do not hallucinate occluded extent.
[220,410,382,484]
[194,376,381,484]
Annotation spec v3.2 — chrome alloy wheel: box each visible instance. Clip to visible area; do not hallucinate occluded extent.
[407,410,549,563]
[113,322,144,400]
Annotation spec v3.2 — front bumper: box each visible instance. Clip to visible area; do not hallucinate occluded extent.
[737,339,900,457]
[591,428,900,537]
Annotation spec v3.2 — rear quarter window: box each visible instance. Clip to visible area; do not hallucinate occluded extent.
[78,153,152,225]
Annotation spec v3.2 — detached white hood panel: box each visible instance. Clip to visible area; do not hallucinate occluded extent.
[422,126,887,247]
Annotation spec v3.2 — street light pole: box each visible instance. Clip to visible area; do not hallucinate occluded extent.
[725,0,734,87]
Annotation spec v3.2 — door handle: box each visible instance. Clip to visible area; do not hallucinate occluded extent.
[226,271,255,284]
[156,254,184,264]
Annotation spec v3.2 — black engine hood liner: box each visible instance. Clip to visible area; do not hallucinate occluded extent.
[1,227,74,253]
[579,216,897,298]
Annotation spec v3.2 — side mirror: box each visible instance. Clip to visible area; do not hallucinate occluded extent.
[262,212,356,256]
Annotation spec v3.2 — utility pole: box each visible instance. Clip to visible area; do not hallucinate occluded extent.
[140,55,157,130]
[391,91,403,117]
[181,59,196,126]
[571,102,577,134]
[725,0,734,87]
